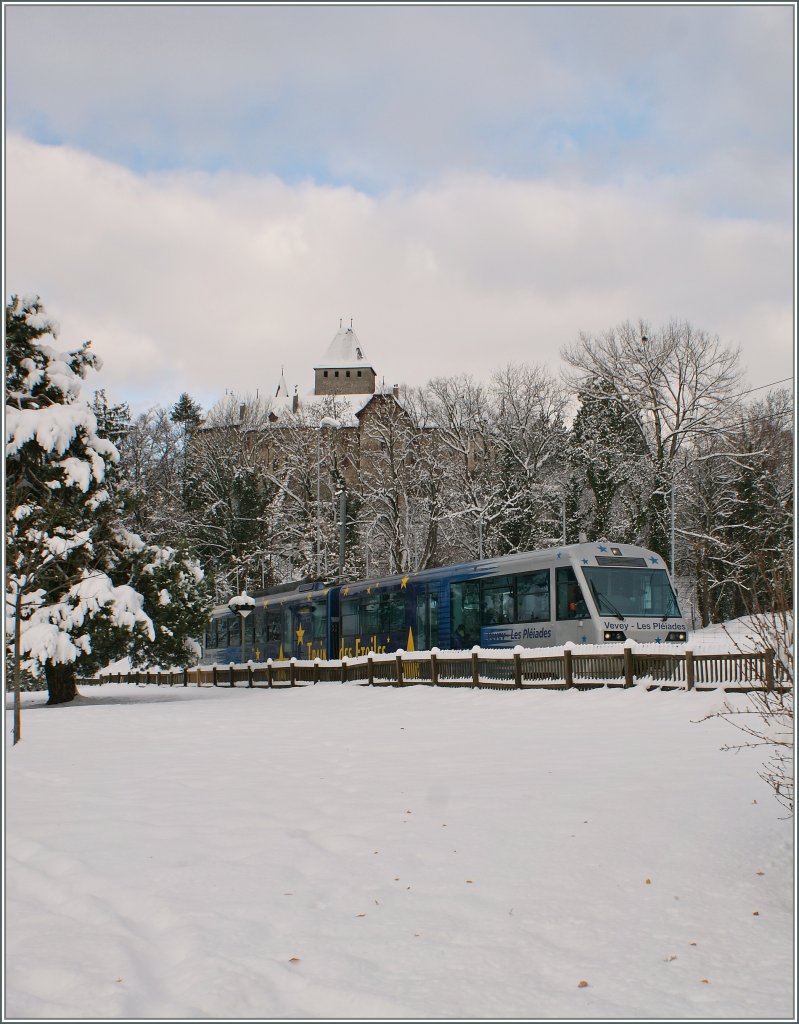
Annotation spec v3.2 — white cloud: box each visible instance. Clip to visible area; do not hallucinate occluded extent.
[5,6,793,211]
[5,136,793,414]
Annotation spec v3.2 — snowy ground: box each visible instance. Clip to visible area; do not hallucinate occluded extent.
[4,681,795,1021]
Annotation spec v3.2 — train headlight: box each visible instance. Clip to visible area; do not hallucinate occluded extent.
[603,630,626,641]
[666,631,687,642]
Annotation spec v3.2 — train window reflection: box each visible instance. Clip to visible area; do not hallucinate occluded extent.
[556,567,590,620]
[581,567,680,618]
[481,576,514,625]
[517,570,550,622]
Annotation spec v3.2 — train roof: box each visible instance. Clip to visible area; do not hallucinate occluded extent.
[210,541,668,614]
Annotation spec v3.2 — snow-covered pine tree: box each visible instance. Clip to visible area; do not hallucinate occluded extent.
[170,392,203,430]
[170,391,203,507]
[567,378,649,544]
[5,295,210,711]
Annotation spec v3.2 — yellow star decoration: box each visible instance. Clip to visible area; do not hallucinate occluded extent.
[367,586,372,594]
[342,586,350,597]
[400,575,410,589]
[255,648,261,661]
[296,624,305,645]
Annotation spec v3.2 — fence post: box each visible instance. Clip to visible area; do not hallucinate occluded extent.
[314,658,320,685]
[623,644,634,688]
[367,653,374,686]
[471,647,480,688]
[513,648,522,688]
[431,648,439,686]
[341,657,348,684]
[229,662,235,687]
[396,651,404,686]
[183,669,188,687]
[212,665,218,687]
[267,658,273,688]
[765,648,775,691]
[290,657,296,687]
[247,660,253,688]
[685,649,694,691]
[563,646,573,689]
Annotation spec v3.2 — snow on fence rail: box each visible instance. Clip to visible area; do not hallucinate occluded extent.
[81,646,791,693]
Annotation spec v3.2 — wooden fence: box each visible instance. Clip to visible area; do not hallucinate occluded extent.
[86,647,791,693]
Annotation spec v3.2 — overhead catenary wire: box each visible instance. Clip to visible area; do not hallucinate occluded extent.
[731,376,793,399]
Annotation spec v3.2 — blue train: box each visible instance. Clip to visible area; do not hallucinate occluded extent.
[201,541,688,664]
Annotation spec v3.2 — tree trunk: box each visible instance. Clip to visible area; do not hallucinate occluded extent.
[45,662,78,705]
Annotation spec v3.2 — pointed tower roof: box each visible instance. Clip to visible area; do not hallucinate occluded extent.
[314,324,374,370]
[274,368,289,398]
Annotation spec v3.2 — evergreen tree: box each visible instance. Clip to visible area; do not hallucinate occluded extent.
[170,392,203,430]
[5,295,211,710]
[567,379,649,543]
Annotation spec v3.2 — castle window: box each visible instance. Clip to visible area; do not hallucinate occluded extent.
[346,370,351,377]
[335,371,339,378]
[323,370,328,378]
[357,370,362,377]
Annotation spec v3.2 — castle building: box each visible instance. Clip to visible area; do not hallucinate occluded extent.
[313,322,377,397]
[268,321,400,425]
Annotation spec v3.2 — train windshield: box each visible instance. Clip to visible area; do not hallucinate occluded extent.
[581,567,681,619]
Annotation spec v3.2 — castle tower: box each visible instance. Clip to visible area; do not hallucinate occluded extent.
[313,322,376,397]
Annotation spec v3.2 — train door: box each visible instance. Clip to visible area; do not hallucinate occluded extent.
[450,580,480,648]
[555,565,595,643]
[414,585,440,651]
[291,601,317,660]
[328,588,340,663]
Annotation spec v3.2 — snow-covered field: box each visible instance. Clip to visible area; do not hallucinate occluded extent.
[4,681,795,1021]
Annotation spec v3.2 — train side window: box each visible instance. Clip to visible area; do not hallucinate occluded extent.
[383,592,406,635]
[517,570,550,622]
[556,567,590,620]
[450,581,480,647]
[416,591,429,649]
[311,601,326,639]
[265,611,282,642]
[217,617,229,648]
[208,619,218,648]
[361,594,380,635]
[228,614,241,645]
[481,576,514,625]
[342,599,359,636]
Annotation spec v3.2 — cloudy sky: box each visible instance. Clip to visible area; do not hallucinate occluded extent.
[4,4,795,413]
